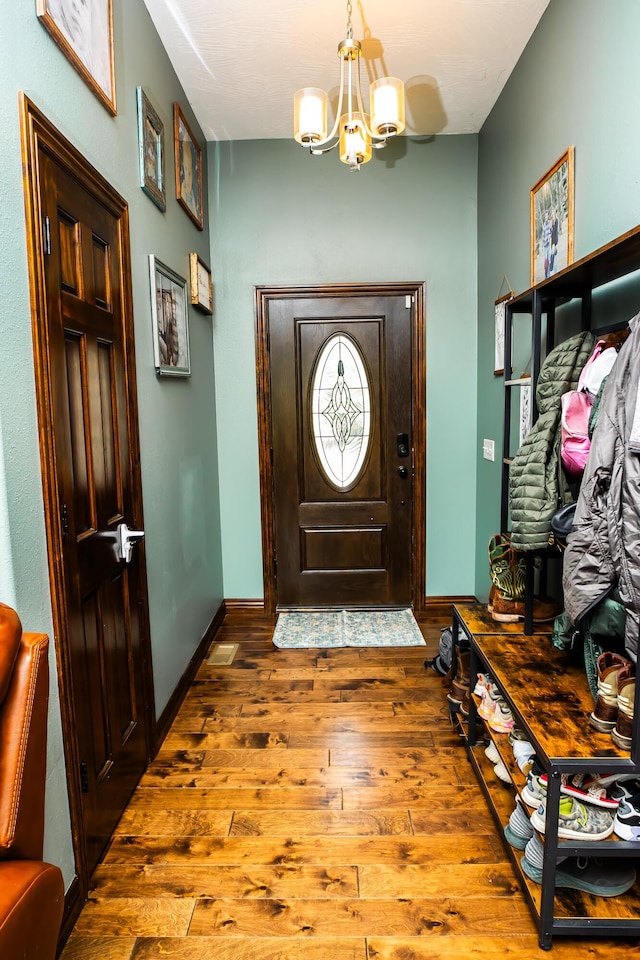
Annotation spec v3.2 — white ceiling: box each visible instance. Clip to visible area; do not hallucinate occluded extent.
[143,0,550,142]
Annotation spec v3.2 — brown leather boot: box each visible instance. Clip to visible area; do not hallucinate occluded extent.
[490,589,559,623]
[589,652,632,734]
[611,663,636,750]
[447,651,470,707]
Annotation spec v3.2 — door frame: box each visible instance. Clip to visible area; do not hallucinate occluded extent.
[19,94,156,894]
[255,282,426,615]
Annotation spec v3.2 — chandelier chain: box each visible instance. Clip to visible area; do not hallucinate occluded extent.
[346,0,353,39]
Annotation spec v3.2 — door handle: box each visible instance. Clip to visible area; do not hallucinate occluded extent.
[116,522,145,563]
[397,465,408,479]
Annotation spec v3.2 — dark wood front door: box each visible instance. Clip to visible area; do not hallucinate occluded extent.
[257,285,426,610]
[21,97,154,882]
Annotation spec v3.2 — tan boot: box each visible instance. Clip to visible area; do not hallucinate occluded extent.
[589,652,632,734]
[490,589,559,623]
[611,664,636,750]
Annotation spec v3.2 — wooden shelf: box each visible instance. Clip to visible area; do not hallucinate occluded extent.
[454,602,640,948]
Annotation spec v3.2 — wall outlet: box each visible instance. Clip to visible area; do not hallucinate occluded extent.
[483,439,495,461]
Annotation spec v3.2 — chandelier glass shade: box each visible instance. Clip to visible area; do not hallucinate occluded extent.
[293,4,405,171]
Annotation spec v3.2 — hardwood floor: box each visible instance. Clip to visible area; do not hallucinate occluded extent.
[60,609,639,959]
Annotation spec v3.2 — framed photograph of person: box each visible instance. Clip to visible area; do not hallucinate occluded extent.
[189,253,213,315]
[37,0,116,115]
[173,104,203,230]
[530,147,574,286]
[136,88,165,211]
[149,256,191,376]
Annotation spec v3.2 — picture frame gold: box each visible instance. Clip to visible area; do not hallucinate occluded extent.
[136,87,165,212]
[189,253,213,315]
[530,147,574,286]
[37,0,116,115]
[173,103,203,230]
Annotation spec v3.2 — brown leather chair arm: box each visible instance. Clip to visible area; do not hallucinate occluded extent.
[0,861,64,959]
[0,631,50,862]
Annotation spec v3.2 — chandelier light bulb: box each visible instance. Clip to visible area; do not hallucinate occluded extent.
[292,1,405,169]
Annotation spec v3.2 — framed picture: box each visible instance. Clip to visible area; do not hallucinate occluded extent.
[531,147,574,285]
[189,253,213,315]
[37,0,116,115]
[136,88,165,212]
[174,104,203,230]
[494,292,512,376]
[519,380,532,447]
[149,256,190,376]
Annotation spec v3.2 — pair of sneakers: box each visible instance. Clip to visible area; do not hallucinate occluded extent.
[473,673,515,734]
[522,771,619,812]
[530,794,615,841]
[520,833,636,896]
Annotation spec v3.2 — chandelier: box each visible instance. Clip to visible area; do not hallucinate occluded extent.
[293,0,405,171]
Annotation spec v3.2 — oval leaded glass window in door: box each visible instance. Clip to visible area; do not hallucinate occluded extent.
[311,333,371,490]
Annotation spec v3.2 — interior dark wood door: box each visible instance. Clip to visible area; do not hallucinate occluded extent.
[36,145,150,876]
[269,294,413,607]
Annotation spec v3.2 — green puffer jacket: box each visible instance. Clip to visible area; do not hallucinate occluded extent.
[509,330,595,551]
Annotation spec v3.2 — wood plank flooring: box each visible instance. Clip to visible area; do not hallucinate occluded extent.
[60,609,640,959]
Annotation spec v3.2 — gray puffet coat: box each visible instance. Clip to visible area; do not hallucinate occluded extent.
[563,312,640,660]
[509,330,595,551]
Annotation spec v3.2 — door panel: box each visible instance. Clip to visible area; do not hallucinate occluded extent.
[34,142,151,876]
[270,295,413,607]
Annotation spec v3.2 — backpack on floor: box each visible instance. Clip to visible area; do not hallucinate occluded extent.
[425,626,454,676]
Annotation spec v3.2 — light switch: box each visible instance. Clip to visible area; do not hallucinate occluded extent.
[483,439,495,461]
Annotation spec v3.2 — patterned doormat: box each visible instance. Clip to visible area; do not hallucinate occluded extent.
[272,608,425,649]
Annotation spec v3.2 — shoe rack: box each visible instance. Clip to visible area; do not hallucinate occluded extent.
[500,222,640,634]
[451,601,640,951]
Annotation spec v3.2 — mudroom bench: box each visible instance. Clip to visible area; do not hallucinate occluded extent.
[451,601,640,950]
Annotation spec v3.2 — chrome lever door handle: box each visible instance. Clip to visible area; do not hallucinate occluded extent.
[116,522,145,563]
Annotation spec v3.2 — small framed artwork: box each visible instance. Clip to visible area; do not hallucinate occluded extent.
[189,253,213,315]
[136,88,165,212]
[174,104,203,230]
[494,292,512,376]
[519,380,532,447]
[531,147,574,285]
[37,0,116,115]
[149,256,191,376]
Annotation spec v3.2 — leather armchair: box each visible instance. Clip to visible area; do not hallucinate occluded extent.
[0,603,64,959]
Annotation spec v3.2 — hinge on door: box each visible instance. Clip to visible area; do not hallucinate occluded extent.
[43,216,51,256]
[273,555,278,579]
[61,503,70,541]
[79,760,89,793]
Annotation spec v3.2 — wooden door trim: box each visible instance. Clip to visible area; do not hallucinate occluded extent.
[19,93,156,893]
[255,282,426,616]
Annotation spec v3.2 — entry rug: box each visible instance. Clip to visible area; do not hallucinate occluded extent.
[272,608,425,649]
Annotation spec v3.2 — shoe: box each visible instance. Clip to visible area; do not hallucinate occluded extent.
[589,652,632,733]
[448,650,471,705]
[611,664,635,750]
[531,796,614,841]
[608,778,640,804]
[488,698,515,733]
[493,760,511,783]
[512,739,536,775]
[484,741,500,764]
[488,533,526,602]
[490,590,560,624]
[522,772,547,809]
[504,797,534,850]
[538,773,619,810]
[521,854,636,896]
[613,791,640,841]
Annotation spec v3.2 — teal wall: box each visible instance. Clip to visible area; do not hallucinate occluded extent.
[475,0,640,598]
[209,136,479,600]
[0,0,222,886]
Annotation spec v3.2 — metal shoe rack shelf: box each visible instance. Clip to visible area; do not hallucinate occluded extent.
[500,222,640,634]
[451,602,640,950]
